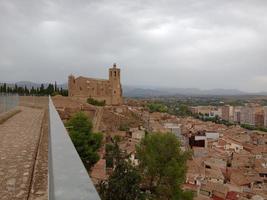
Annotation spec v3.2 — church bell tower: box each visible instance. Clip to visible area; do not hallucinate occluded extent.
[109,63,122,105]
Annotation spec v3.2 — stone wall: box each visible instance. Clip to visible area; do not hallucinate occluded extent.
[68,64,123,105]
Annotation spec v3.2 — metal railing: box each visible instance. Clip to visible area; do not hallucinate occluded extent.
[48,96,101,200]
[0,93,19,113]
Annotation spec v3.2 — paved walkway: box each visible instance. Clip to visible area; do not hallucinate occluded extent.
[93,107,104,132]
[0,106,44,200]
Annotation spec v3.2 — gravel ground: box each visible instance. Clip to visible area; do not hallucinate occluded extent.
[0,106,45,200]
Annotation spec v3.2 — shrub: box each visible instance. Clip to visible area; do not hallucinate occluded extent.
[136,133,193,200]
[87,97,106,106]
[118,123,130,131]
[147,103,168,113]
[66,112,103,169]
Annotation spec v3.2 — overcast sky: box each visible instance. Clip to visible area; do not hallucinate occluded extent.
[0,0,267,92]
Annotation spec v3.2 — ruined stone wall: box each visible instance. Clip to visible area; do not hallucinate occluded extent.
[69,76,113,104]
[68,65,123,105]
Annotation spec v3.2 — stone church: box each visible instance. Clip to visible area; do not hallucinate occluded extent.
[68,63,123,105]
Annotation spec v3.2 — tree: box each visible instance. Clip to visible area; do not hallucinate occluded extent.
[14,84,18,93]
[46,84,54,95]
[3,83,7,93]
[30,86,36,95]
[0,82,69,96]
[24,85,29,95]
[39,84,45,95]
[66,112,103,169]
[54,81,58,92]
[147,103,168,113]
[136,133,193,200]
[174,104,192,117]
[99,142,144,200]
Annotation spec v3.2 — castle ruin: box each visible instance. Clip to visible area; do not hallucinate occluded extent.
[68,63,123,105]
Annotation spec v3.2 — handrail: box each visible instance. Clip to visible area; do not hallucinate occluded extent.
[48,96,101,200]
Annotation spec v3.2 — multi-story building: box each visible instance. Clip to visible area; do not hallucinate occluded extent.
[191,106,222,118]
[68,63,123,105]
[264,106,267,127]
[191,106,212,116]
[221,105,234,122]
[233,106,242,123]
[240,106,255,125]
[255,110,264,127]
[210,108,222,118]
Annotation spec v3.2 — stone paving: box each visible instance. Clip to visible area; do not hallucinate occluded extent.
[0,106,44,200]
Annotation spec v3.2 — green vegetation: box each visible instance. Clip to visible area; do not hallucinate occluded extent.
[196,114,235,127]
[147,103,168,113]
[227,100,246,106]
[241,124,267,132]
[118,122,130,131]
[261,99,267,106]
[105,140,121,169]
[100,133,192,200]
[168,104,192,117]
[0,82,68,96]
[136,133,193,200]
[100,142,144,200]
[66,112,103,169]
[146,101,192,117]
[87,97,106,106]
[100,159,143,200]
[161,97,224,107]
[105,143,115,168]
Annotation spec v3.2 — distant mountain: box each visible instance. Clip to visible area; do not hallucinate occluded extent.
[122,86,172,97]
[1,81,266,97]
[122,86,264,97]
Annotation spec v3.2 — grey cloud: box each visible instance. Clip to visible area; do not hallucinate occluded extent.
[0,0,267,92]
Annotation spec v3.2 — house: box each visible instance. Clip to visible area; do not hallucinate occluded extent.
[164,122,182,138]
[128,127,145,140]
[224,138,243,153]
[255,159,267,182]
[230,171,254,193]
[193,147,209,158]
[90,159,107,184]
[204,158,226,170]
[200,182,228,199]
[186,159,205,185]
[205,168,224,184]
